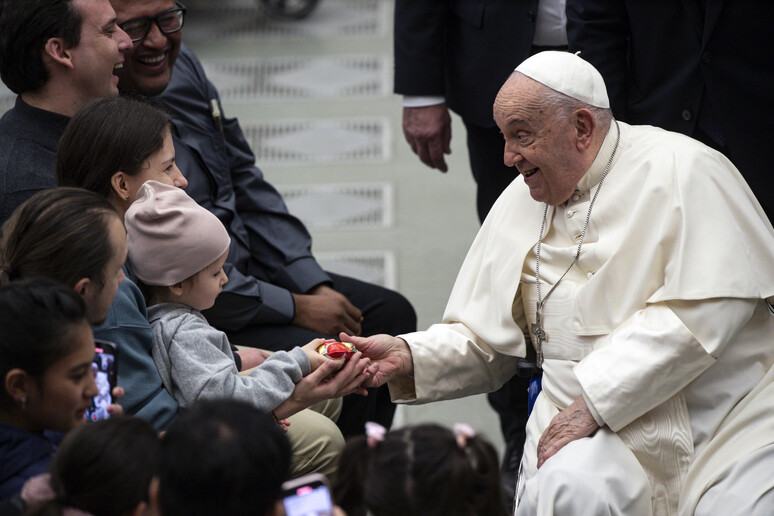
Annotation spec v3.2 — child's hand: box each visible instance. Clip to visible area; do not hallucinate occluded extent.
[274,352,375,419]
[276,417,290,433]
[301,338,328,371]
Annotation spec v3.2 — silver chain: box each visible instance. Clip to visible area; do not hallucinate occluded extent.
[535,120,620,314]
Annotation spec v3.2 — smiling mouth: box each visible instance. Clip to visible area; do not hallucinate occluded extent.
[522,168,539,178]
[138,53,166,65]
[113,63,123,72]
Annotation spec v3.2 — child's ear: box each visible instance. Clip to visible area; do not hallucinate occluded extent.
[168,283,184,297]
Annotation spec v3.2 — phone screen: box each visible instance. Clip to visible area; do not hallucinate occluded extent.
[84,342,117,422]
[282,483,334,516]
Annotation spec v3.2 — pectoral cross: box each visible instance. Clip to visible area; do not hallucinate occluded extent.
[531,309,546,368]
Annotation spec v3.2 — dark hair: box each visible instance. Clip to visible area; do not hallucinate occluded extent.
[157,400,290,516]
[57,95,173,198]
[0,0,82,94]
[0,188,120,288]
[0,278,87,405]
[25,417,160,516]
[334,424,508,516]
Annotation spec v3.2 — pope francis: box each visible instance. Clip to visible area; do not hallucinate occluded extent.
[346,52,774,516]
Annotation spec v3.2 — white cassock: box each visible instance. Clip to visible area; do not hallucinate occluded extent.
[388,122,774,515]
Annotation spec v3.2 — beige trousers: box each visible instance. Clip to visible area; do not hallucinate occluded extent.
[286,397,344,480]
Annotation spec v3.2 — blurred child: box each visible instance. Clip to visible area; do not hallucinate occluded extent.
[0,279,99,500]
[151,399,290,516]
[124,181,371,424]
[334,423,509,516]
[21,417,159,516]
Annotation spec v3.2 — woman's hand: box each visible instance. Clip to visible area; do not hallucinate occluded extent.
[106,386,125,417]
[273,352,374,419]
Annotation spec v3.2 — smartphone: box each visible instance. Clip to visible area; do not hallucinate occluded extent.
[84,340,118,422]
[281,473,334,516]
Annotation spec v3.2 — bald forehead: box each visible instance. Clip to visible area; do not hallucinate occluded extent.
[493,73,547,124]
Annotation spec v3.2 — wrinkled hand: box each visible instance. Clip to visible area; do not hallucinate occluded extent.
[274,352,373,419]
[292,285,362,336]
[340,332,413,388]
[107,386,125,417]
[301,338,329,371]
[402,104,452,172]
[537,396,600,468]
[235,348,271,371]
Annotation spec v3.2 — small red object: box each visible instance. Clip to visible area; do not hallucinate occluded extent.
[316,339,356,360]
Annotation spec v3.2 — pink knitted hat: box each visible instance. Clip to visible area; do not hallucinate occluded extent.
[125,181,231,286]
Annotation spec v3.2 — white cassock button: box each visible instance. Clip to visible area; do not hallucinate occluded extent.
[571,194,580,202]
[566,209,574,218]
[587,271,594,278]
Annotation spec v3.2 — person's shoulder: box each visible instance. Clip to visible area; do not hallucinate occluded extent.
[167,44,210,92]
[149,303,207,331]
[150,304,216,347]
[623,123,731,182]
[95,278,149,331]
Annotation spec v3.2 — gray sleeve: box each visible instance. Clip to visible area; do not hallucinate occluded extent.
[159,313,304,412]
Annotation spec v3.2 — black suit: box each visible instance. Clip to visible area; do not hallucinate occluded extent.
[394,0,545,481]
[394,0,540,222]
[567,0,774,221]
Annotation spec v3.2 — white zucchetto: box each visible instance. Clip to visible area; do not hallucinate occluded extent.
[515,51,610,109]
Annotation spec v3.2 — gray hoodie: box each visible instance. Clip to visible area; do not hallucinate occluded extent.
[147,303,310,412]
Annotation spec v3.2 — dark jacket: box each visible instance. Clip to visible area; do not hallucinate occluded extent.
[0,97,68,224]
[394,0,539,127]
[0,423,61,501]
[567,0,774,220]
[157,45,331,331]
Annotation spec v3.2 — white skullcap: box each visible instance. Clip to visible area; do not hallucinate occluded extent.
[514,51,610,109]
[126,181,231,286]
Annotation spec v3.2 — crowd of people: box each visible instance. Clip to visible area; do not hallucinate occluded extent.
[1,0,773,515]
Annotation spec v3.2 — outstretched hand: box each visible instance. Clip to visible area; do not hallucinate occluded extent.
[274,352,373,419]
[339,332,413,388]
[537,395,600,468]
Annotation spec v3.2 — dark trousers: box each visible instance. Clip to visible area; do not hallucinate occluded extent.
[464,120,522,223]
[225,272,417,437]
[463,119,530,469]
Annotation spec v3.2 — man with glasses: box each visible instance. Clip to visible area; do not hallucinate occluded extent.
[0,0,184,433]
[110,0,417,436]
[0,0,132,222]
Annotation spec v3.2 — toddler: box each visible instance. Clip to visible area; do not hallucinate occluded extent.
[124,181,370,422]
[333,422,509,516]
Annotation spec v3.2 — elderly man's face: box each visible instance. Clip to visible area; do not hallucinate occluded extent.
[111,0,182,96]
[494,75,588,206]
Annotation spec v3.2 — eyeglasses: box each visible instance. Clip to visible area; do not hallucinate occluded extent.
[118,2,187,43]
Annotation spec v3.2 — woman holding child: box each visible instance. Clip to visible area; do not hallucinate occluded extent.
[56,95,368,478]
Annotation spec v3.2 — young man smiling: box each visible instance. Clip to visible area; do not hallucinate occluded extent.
[0,0,132,222]
[111,0,417,435]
